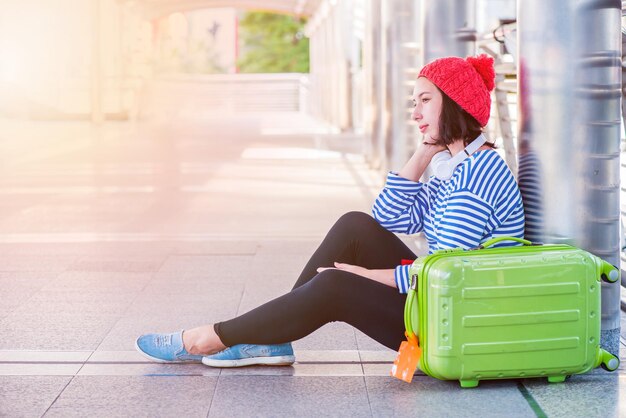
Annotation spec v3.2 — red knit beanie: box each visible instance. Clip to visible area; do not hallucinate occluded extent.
[419,54,495,126]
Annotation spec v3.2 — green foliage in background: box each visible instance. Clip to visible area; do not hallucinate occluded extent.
[237,12,309,73]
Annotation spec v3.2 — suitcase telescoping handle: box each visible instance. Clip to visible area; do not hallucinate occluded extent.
[471,236,534,250]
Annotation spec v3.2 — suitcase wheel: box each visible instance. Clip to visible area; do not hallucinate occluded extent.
[600,354,620,372]
[459,380,479,388]
[547,375,566,383]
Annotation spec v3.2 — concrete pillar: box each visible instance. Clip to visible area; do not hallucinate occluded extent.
[366,0,385,169]
[362,0,376,163]
[376,0,390,173]
[387,0,423,172]
[346,0,363,132]
[419,0,475,178]
[337,0,352,130]
[91,0,103,124]
[422,0,476,64]
[518,0,622,356]
[326,10,336,127]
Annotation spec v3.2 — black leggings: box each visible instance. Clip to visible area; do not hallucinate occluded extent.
[214,211,417,350]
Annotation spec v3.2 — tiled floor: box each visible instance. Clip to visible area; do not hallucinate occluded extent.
[0,114,624,417]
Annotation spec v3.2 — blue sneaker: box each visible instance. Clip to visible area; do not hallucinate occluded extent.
[135,330,203,363]
[201,343,295,368]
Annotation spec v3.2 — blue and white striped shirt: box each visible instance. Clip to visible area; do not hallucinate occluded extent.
[373,149,525,293]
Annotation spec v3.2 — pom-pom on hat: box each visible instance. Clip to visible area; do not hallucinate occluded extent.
[418,54,495,126]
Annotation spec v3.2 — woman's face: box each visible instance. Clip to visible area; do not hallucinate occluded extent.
[411,77,443,141]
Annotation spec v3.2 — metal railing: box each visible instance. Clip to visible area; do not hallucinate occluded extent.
[477,22,518,177]
[139,73,310,119]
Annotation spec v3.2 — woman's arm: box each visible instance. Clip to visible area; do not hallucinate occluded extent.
[372,139,446,235]
[317,263,396,288]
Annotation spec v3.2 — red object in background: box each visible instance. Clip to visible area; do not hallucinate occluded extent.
[401,259,415,265]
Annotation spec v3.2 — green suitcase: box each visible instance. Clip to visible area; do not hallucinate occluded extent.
[402,237,620,388]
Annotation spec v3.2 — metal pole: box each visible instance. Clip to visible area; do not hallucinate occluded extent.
[518,0,622,356]
[422,0,476,64]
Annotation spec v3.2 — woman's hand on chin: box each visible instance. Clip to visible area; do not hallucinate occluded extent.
[421,135,447,156]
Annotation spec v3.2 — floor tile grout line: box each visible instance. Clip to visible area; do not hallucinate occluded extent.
[516,381,548,418]
[90,262,163,354]
[0,372,392,377]
[0,360,395,366]
[357,349,376,418]
[206,371,221,418]
[4,269,68,323]
[233,282,248,318]
[39,374,76,417]
[362,376,375,418]
[232,244,260,317]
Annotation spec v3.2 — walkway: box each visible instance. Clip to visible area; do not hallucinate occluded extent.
[0,113,624,417]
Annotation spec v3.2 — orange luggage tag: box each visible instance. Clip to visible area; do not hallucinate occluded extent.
[390,331,422,383]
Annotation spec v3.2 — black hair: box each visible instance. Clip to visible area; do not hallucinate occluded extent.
[437,88,495,148]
